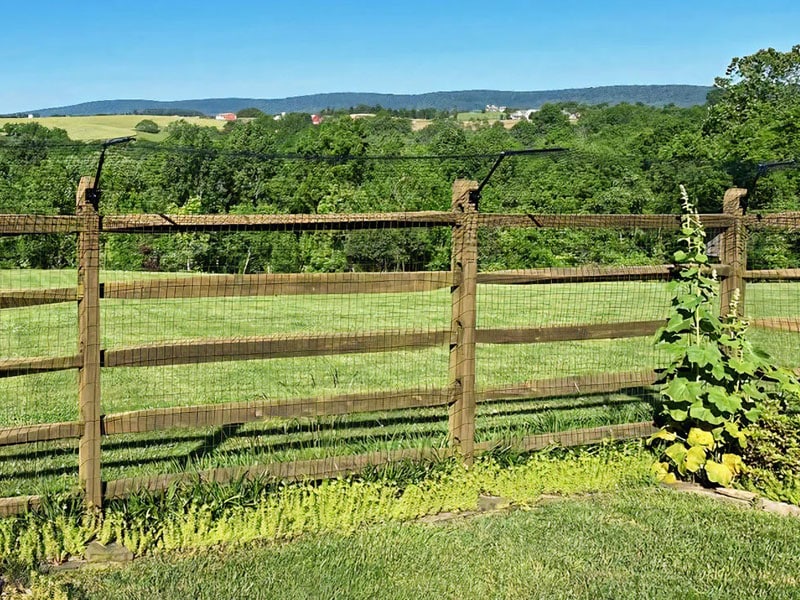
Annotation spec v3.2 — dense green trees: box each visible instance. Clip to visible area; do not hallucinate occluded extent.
[1,46,798,273]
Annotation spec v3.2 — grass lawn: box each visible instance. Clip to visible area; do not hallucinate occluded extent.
[50,487,800,599]
[0,115,225,142]
[1,269,797,496]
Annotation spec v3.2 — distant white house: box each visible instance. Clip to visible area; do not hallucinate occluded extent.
[215,113,237,122]
[509,109,538,120]
[27,114,34,119]
[485,104,507,113]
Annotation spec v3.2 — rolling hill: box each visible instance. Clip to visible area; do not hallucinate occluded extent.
[26,85,711,117]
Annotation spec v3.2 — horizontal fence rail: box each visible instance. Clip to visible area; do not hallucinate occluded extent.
[100,211,457,233]
[0,355,82,377]
[102,330,451,368]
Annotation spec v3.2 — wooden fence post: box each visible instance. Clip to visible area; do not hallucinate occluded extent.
[449,179,479,462]
[77,176,102,510]
[719,188,748,317]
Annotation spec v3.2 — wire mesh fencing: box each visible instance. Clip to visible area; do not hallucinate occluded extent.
[1,148,798,512]
[745,221,800,369]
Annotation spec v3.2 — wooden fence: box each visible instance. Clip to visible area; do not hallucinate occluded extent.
[1,178,799,515]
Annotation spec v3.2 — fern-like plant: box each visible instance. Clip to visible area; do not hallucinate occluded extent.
[650,186,800,486]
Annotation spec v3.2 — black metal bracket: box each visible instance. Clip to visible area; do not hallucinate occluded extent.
[87,136,135,210]
[750,158,798,201]
[471,148,568,209]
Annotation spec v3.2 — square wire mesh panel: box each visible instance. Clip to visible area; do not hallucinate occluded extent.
[1,238,81,499]
[475,226,678,444]
[96,227,453,485]
[745,225,800,368]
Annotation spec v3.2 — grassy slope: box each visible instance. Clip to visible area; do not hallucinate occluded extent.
[0,115,225,142]
[56,488,800,600]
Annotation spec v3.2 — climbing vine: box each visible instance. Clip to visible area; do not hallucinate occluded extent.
[650,186,800,486]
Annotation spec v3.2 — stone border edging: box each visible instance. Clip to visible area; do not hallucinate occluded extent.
[663,481,800,517]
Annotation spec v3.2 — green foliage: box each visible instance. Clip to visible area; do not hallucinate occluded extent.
[739,398,800,505]
[650,186,800,486]
[22,487,800,599]
[0,445,651,576]
[2,47,799,271]
[235,107,265,119]
[134,119,160,134]
[703,44,800,206]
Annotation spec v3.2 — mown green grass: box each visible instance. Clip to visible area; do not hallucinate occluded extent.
[1,269,797,497]
[0,115,225,142]
[48,487,800,600]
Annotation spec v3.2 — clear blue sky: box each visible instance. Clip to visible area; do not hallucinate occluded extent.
[1,0,798,113]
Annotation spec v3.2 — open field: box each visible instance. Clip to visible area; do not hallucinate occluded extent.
[50,487,800,599]
[1,269,797,496]
[457,111,503,122]
[0,115,225,142]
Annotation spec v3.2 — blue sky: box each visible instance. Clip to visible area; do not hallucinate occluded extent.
[1,0,798,113]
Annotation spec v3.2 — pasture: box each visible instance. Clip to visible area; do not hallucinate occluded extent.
[0,115,225,141]
[1,267,798,497]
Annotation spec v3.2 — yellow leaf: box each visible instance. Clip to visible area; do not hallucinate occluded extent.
[659,472,677,484]
[706,461,734,486]
[722,454,745,475]
[684,446,706,473]
[687,428,715,449]
[647,429,677,445]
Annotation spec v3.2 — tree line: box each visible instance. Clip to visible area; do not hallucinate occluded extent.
[0,46,798,274]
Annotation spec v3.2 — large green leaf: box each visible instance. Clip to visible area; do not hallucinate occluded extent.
[668,408,689,421]
[673,250,688,262]
[689,404,725,425]
[663,377,691,404]
[707,387,741,414]
[728,357,756,375]
[686,344,722,368]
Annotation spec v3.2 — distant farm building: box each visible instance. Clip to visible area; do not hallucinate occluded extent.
[311,114,322,125]
[485,104,507,113]
[215,113,237,121]
[509,109,538,120]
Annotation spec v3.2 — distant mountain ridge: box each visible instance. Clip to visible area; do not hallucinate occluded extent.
[29,85,711,116]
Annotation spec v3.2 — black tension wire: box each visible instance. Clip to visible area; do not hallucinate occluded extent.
[471,148,569,207]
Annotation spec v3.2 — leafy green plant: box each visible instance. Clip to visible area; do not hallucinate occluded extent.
[739,398,800,504]
[650,186,800,486]
[0,443,652,580]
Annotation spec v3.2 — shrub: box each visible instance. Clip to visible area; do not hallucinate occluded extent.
[134,119,160,134]
[236,107,265,118]
[740,400,800,504]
